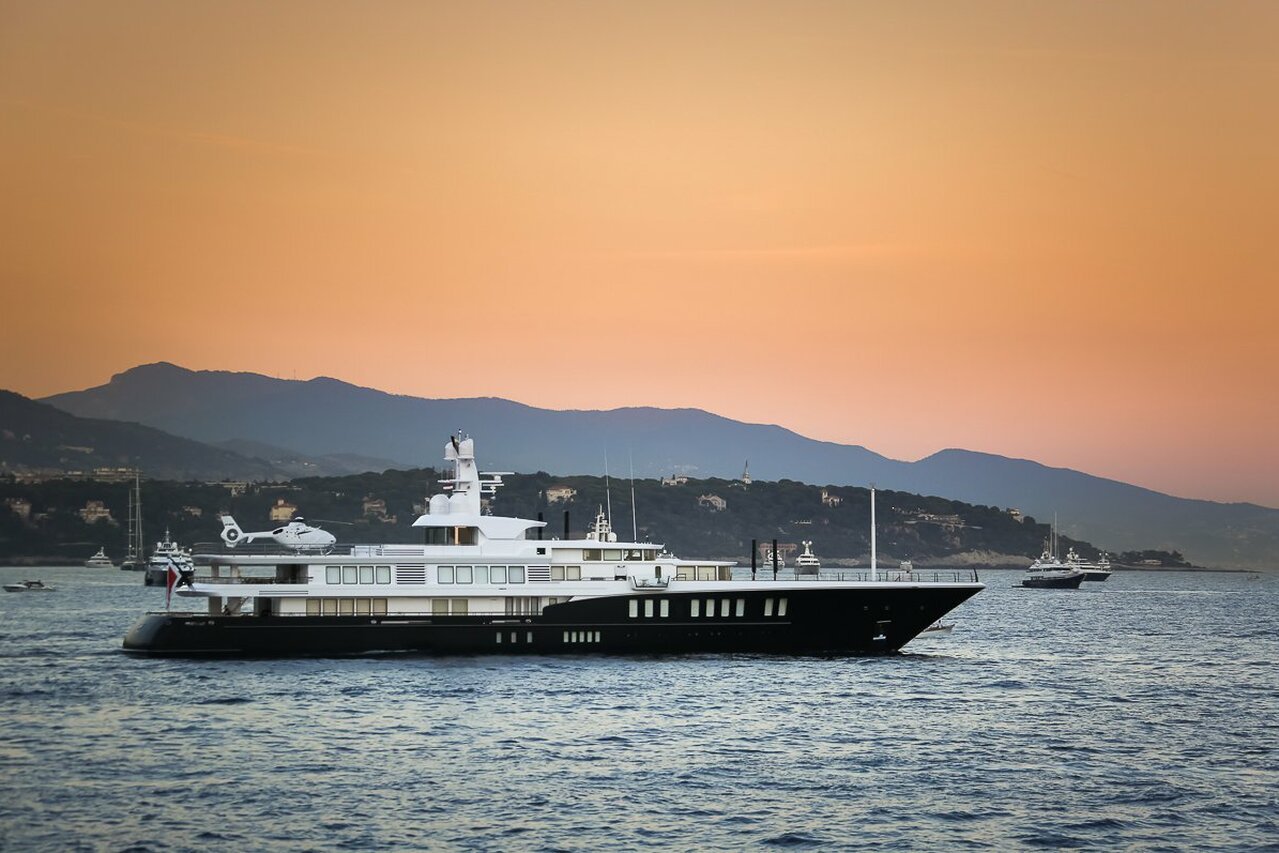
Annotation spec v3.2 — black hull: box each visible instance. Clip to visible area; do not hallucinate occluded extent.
[143,568,166,587]
[123,586,981,657]
[1021,574,1086,589]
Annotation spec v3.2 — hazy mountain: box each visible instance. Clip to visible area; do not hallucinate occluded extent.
[0,390,286,481]
[43,363,1279,568]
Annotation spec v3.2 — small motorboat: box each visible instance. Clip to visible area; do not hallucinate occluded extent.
[922,621,955,633]
[3,579,55,593]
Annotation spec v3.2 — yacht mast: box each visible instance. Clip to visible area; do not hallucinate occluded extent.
[870,483,878,582]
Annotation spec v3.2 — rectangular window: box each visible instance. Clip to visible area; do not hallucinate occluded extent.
[342,566,358,584]
[510,631,517,644]
[705,598,714,618]
[764,598,774,617]
[550,566,564,581]
[566,566,581,580]
[359,565,374,584]
[584,549,602,561]
[322,599,338,616]
[508,567,525,584]
[372,599,387,615]
[735,599,745,618]
[456,565,473,584]
[628,600,638,618]
[496,632,503,643]
[356,599,371,616]
[676,568,690,580]
[451,599,468,615]
[720,599,730,618]
[779,597,789,617]
[593,631,601,643]
[339,599,354,615]
[472,565,488,584]
[563,631,570,643]
[437,566,455,584]
[326,566,341,584]
[375,565,391,584]
[306,599,321,615]
[490,566,508,584]
[432,599,449,614]
[572,631,580,643]
[604,549,622,561]
[527,631,533,644]
[691,599,701,617]
[660,600,670,618]
[644,599,654,618]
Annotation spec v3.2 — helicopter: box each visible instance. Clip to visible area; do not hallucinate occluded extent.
[219,515,337,551]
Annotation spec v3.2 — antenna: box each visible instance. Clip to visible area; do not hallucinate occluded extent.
[604,448,613,528]
[629,448,638,542]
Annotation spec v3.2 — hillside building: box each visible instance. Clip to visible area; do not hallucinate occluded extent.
[78,500,115,524]
[269,498,298,522]
[544,487,577,504]
[698,494,727,512]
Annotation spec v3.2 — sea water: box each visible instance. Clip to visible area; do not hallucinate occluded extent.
[1,566,1276,850]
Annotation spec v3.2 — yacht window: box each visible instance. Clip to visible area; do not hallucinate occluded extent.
[375,566,391,584]
[322,599,338,616]
[457,565,473,584]
[356,599,371,616]
[451,599,468,615]
[660,600,670,618]
[676,568,690,580]
[491,566,508,584]
[510,631,518,643]
[643,550,656,560]
[551,566,565,581]
[359,566,374,584]
[691,599,701,618]
[342,566,358,584]
[644,599,654,618]
[473,565,488,584]
[778,597,789,617]
[306,599,320,615]
[372,599,387,615]
[604,549,622,561]
[566,566,581,581]
[339,599,354,615]
[735,598,745,617]
[628,600,638,618]
[432,599,449,615]
[584,549,602,561]
[508,567,525,584]
[496,632,503,644]
[705,598,714,617]
[626,549,644,561]
[764,598,774,617]
[563,631,570,643]
[326,567,341,584]
[697,566,716,581]
[438,566,455,584]
[719,599,730,618]
[593,631,601,643]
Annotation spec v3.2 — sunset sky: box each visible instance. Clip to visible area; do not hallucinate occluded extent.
[2,1,1277,506]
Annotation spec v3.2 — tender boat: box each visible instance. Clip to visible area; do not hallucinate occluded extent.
[4,579,54,593]
[85,548,115,569]
[921,620,954,633]
[123,433,984,657]
[143,528,195,587]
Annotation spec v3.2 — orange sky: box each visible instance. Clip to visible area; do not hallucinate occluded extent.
[2,0,1277,506]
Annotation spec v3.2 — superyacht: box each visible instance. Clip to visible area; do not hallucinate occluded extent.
[123,434,984,656]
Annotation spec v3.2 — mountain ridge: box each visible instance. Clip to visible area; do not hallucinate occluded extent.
[40,362,1279,568]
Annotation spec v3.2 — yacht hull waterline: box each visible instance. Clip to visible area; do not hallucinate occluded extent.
[123,585,981,656]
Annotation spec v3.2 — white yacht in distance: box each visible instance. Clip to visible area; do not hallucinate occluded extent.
[794,541,821,575]
[123,433,984,656]
[85,548,115,569]
[1066,548,1113,582]
[143,528,194,587]
[1021,522,1085,588]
